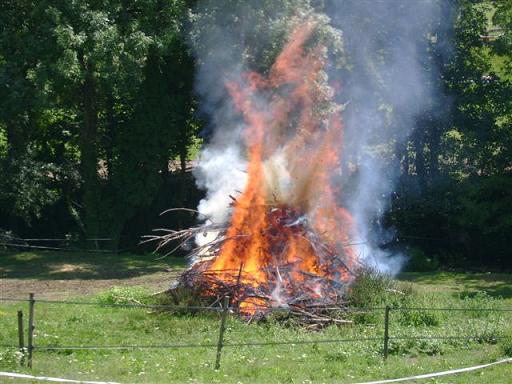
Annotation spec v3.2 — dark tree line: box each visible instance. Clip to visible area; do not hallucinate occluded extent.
[0,0,201,249]
[389,0,512,269]
[0,0,511,268]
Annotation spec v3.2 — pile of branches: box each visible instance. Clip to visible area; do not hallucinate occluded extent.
[143,208,229,261]
[165,268,354,328]
[144,207,359,327]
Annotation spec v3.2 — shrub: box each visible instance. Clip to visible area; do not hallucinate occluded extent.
[499,326,512,356]
[95,286,152,305]
[457,291,500,318]
[387,333,446,356]
[0,348,24,369]
[346,269,395,324]
[346,269,438,325]
[404,247,439,272]
[395,290,441,327]
[502,341,512,357]
[347,269,395,308]
[398,308,440,327]
[155,285,215,309]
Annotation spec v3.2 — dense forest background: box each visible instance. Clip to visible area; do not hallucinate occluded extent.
[1,0,511,270]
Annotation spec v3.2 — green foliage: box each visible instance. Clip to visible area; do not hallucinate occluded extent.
[0,0,511,269]
[392,173,512,269]
[499,326,512,357]
[493,0,512,73]
[108,42,197,237]
[155,285,214,310]
[0,147,61,223]
[347,269,395,308]
[0,348,24,370]
[457,175,512,237]
[390,0,512,270]
[346,270,441,327]
[404,247,440,272]
[0,0,199,243]
[191,0,343,74]
[457,291,501,317]
[0,126,6,158]
[95,286,153,305]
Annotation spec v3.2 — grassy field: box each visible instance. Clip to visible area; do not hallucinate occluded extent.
[0,250,186,299]
[0,250,511,383]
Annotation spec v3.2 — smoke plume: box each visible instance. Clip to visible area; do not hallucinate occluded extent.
[189,0,449,275]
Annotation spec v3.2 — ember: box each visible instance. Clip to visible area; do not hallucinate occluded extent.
[152,19,361,319]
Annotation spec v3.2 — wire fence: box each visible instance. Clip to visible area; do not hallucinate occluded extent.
[1,295,511,369]
[4,297,511,312]
[0,235,137,254]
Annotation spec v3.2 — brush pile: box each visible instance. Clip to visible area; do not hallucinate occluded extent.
[147,204,359,327]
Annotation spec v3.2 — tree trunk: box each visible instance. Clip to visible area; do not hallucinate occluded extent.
[105,92,116,178]
[427,121,441,184]
[78,53,101,243]
[5,120,27,162]
[177,134,189,229]
[4,118,30,233]
[412,123,427,191]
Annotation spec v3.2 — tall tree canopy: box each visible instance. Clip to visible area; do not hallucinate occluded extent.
[0,0,510,268]
[0,0,198,247]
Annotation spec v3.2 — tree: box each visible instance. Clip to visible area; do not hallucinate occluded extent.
[0,0,199,247]
[190,0,343,79]
[107,40,197,244]
[390,0,512,269]
[0,1,64,228]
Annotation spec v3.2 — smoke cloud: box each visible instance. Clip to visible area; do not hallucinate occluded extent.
[325,0,451,273]
[189,0,450,274]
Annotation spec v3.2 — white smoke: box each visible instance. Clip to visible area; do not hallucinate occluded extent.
[195,145,246,225]
[325,0,451,274]
[189,0,450,275]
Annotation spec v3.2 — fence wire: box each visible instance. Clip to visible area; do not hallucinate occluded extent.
[2,334,510,352]
[2,297,511,312]
[0,297,224,311]
[1,296,511,362]
[0,337,383,351]
[391,306,512,312]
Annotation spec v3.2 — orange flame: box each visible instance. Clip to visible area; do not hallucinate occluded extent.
[205,21,358,315]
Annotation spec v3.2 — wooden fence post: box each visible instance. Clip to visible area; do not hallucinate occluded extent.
[17,310,25,366]
[383,305,390,360]
[214,296,230,370]
[27,293,35,368]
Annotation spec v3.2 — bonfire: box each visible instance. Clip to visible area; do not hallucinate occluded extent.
[148,19,362,322]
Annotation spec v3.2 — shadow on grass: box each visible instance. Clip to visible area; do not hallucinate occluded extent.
[0,250,186,280]
[398,272,512,299]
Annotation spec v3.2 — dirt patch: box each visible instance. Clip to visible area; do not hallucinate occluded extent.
[0,271,182,300]
[0,251,185,299]
[52,263,94,274]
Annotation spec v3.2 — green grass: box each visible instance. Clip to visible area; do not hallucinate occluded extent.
[398,272,512,303]
[0,298,510,383]
[0,250,186,280]
[0,254,511,383]
[0,296,510,383]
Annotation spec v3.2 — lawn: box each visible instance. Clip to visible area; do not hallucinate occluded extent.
[0,250,186,299]
[0,251,511,383]
[399,271,512,305]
